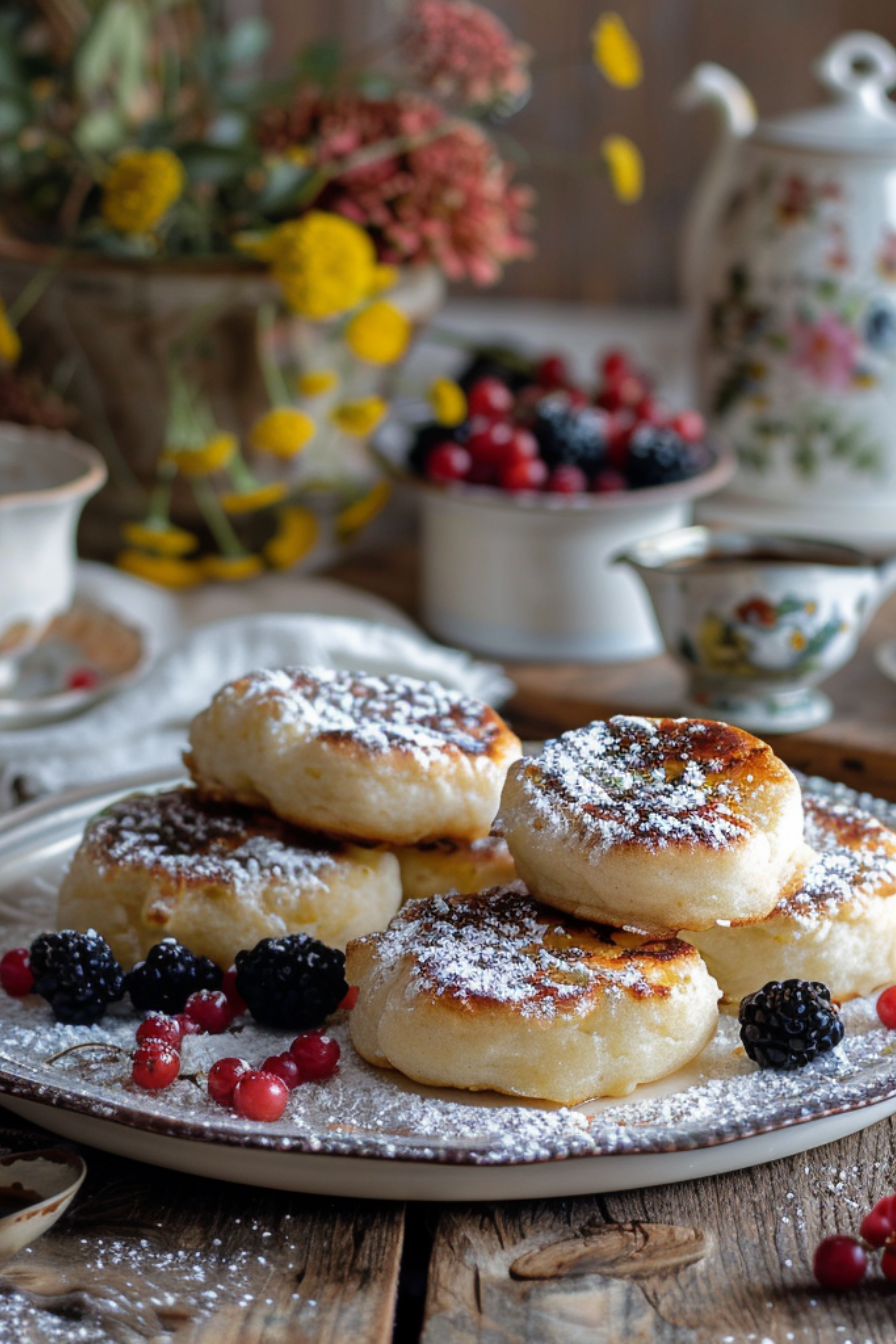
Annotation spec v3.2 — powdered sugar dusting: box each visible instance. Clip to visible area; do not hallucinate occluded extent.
[778,792,896,922]
[509,716,768,854]
[82,787,343,894]
[359,885,667,1015]
[217,667,502,759]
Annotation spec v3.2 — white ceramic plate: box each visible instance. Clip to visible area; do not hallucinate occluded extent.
[1,772,896,1202]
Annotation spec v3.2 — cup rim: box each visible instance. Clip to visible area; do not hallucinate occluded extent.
[616,524,875,571]
[0,423,107,511]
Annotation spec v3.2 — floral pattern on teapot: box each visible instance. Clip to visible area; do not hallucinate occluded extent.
[704,160,896,485]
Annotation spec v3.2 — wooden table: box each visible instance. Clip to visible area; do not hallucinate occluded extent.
[4,544,896,1341]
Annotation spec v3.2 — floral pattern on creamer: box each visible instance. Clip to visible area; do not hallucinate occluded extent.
[705,163,896,482]
[681,592,851,678]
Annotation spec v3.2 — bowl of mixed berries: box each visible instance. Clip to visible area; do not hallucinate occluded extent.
[388,345,734,661]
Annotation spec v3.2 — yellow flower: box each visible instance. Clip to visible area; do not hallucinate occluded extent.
[264,505,320,569]
[371,264,399,294]
[345,301,412,365]
[219,482,290,514]
[101,148,185,234]
[601,135,644,203]
[202,553,265,582]
[592,13,642,88]
[120,521,199,556]
[336,481,391,541]
[162,433,237,477]
[116,549,203,589]
[330,396,387,437]
[296,369,339,397]
[249,408,316,459]
[268,211,377,320]
[0,300,20,367]
[429,378,467,427]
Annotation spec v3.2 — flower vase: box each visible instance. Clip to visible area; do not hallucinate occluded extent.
[0,231,445,569]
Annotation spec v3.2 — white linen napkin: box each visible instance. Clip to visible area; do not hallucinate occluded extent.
[0,610,514,808]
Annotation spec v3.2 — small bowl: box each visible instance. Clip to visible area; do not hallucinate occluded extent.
[0,424,107,655]
[0,1149,86,1262]
[615,526,896,731]
[380,439,735,662]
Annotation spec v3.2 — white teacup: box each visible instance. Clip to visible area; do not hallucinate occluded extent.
[0,423,107,654]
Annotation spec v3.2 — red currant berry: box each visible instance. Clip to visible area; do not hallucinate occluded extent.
[600,349,631,382]
[671,409,706,443]
[66,667,100,691]
[232,1070,290,1122]
[289,1032,341,1082]
[859,1193,896,1246]
[207,1056,251,1106]
[634,396,667,426]
[467,419,514,468]
[175,1012,202,1037]
[261,1053,302,1089]
[221,967,247,1017]
[505,426,539,465]
[546,464,588,495]
[565,385,588,409]
[136,1014,183,1048]
[0,948,33,997]
[425,442,472,484]
[812,1236,867,1290]
[466,377,513,420]
[338,985,359,1011]
[876,986,896,1029]
[132,1041,180,1091]
[592,468,628,494]
[500,457,548,493]
[534,354,568,389]
[184,989,235,1035]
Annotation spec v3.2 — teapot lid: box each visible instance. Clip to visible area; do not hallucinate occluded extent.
[756,31,896,151]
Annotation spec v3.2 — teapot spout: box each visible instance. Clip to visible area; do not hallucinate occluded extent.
[675,63,758,306]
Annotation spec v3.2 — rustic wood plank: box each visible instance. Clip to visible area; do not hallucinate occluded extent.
[421,1116,896,1343]
[0,1118,405,1344]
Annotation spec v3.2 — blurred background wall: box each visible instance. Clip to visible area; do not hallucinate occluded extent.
[258,0,896,306]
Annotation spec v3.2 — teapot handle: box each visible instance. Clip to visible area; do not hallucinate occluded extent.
[675,63,757,306]
[816,32,896,123]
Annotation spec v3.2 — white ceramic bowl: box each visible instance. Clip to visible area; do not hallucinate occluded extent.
[0,424,107,652]
[399,449,735,662]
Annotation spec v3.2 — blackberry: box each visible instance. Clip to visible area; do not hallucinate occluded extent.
[126,938,223,1014]
[29,929,125,1025]
[624,424,710,488]
[531,396,608,478]
[456,345,535,392]
[235,933,348,1030]
[738,979,844,1071]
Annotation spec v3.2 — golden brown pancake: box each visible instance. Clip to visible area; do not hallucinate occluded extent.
[687,790,896,1003]
[498,715,807,935]
[392,835,517,903]
[186,667,522,845]
[57,785,401,968]
[346,884,720,1105]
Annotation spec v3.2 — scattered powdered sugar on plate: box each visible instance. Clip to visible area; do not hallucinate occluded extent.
[0,770,895,1169]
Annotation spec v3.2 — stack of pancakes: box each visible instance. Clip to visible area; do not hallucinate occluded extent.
[348,714,896,1106]
[57,667,521,971]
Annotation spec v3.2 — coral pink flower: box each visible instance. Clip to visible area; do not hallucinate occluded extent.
[789,311,859,390]
[402,0,531,109]
[256,92,533,284]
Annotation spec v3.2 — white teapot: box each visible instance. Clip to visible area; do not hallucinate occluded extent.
[679,32,896,551]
